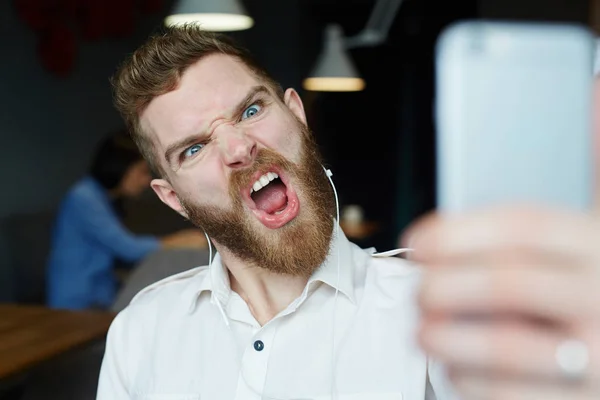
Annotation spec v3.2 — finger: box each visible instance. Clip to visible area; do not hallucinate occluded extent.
[450,370,597,400]
[419,264,598,321]
[419,318,600,383]
[421,318,565,379]
[401,205,600,264]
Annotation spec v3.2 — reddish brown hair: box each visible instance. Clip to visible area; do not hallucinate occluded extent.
[111,24,283,176]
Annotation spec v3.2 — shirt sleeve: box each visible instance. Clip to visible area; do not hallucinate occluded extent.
[427,358,463,400]
[97,310,131,400]
[71,192,160,262]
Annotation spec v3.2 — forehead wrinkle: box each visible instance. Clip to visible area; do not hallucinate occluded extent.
[143,91,209,157]
[140,55,274,171]
[145,54,264,135]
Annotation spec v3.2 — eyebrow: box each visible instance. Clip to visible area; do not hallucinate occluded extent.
[234,84,270,120]
[163,85,271,166]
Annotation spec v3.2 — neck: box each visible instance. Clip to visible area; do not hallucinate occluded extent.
[217,247,309,326]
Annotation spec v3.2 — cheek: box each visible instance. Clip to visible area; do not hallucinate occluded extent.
[280,133,304,164]
[176,163,232,204]
[253,121,303,161]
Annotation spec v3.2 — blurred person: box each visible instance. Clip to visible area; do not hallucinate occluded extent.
[399,43,600,400]
[97,26,458,399]
[47,133,207,311]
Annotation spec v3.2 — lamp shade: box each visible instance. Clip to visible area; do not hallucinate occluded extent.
[303,24,365,92]
[165,0,254,32]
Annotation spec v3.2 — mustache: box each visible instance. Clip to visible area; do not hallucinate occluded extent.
[228,148,296,198]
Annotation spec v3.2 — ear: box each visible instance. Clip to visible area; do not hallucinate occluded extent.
[283,88,307,125]
[150,178,189,219]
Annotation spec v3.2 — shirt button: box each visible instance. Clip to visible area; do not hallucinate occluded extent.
[253,340,264,351]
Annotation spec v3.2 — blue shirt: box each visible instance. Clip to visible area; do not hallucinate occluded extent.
[47,177,160,310]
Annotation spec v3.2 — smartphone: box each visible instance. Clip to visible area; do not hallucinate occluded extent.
[435,21,595,213]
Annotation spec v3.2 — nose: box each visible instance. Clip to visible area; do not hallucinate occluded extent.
[215,124,257,169]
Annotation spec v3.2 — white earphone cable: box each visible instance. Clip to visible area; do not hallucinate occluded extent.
[323,166,341,400]
[203,166,341,399]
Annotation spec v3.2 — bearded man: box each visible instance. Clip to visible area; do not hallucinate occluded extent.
[97,25,457,400]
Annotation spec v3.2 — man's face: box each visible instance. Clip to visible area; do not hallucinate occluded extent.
[141,54,335,276]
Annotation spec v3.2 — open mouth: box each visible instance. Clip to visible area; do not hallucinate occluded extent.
[243,168,300,229]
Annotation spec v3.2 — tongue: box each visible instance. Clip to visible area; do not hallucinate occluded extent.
[253,181,287,214]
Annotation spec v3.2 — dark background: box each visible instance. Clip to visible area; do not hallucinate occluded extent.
[0,0,593,302]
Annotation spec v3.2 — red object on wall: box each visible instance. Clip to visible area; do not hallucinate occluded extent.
[15,0,80,30]
[78,0,106,40]
[15,0,164,77]
[105,0,135,38]
[37,24,78,77]
[61,0,80,20]
[15,0,55,30]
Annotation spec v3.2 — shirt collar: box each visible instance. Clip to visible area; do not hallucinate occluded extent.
[183,225,358,314]
[304,227,356,303]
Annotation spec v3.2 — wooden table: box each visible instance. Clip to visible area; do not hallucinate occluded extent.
[0,304,115,380]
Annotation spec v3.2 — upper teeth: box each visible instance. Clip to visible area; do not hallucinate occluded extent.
[251,172,279,193]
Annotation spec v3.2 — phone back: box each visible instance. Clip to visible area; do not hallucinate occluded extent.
[435,21,595,213]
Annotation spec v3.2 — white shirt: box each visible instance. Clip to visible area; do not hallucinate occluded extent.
[97,229,460,400]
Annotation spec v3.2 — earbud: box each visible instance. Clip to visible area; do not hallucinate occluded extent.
[321,162,341,398]
[203,230,213,268]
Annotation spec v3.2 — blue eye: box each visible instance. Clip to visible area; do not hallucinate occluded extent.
[242,103,262,120]
[183,143,204,158]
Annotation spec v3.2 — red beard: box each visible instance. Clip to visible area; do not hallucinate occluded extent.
[181,126,336,277]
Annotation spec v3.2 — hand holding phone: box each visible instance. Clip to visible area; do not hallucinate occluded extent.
[408,21,600,400]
